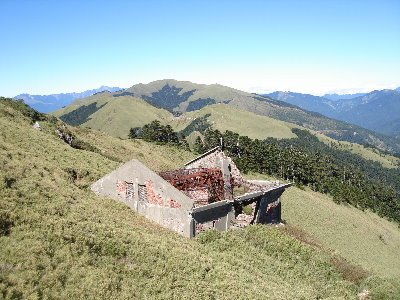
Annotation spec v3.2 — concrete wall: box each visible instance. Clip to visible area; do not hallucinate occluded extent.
[91,159,195,237]
[256,188,285,224]
[191,201,235,234]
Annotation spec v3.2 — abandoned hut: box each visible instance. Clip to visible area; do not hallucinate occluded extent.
[91,146,291,237]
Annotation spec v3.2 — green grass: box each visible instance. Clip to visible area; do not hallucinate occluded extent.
[317,133,400,169]
[54,94,173,139]
[173,104,298,140]
[126,79,254,109]
[56,94,298,140]
[55,97,299,141]
[245,173,400,297]
[52,91,115,116]
[3,98,400,298]
[0,99,369,299]
[55,82,400,161]
[282,186,400,278]
[54,79,400,154]
[185,130,203,148]
[74,127,195,172]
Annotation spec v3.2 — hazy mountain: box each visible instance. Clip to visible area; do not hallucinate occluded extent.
[14,86,123,113]
[380,118,400,139]
[267,89,400,138]
[336,89,400,136]
[266,91,337,118]
[323,92,367,101]
[54,79,400,153]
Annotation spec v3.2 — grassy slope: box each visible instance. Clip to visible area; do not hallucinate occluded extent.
[1,101,363,299]
[81,97,171,139]
[111,79,358,137]
[174,104,399,168]
[75,128,194,172]
[54,94,173,139]
[55,94,298,140]
[126,79,254,111]
[55,79,400,153]
[186,130,203,147]
[282,187,400,278]
[244,173,400,279]
[57,94,399,169]
[172,104,297,140]
[52,92,113,116]
[317,134,400,169]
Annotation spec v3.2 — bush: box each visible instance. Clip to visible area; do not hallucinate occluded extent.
[196,229,222,244]
[0,212,14,236]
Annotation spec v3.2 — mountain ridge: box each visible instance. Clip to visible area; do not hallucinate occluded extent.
[323,92,367,101]
[55,79,400,154]
[14,86,123,113]
[267,89,400,138]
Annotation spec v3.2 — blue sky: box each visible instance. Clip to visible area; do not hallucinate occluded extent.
[1,0,399,96]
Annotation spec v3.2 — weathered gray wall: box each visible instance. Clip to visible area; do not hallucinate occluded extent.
[191,201,235,233]
[91,160,195,237]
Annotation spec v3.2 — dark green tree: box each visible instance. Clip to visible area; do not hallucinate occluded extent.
[128,127,141,139]
[193,136,205,154]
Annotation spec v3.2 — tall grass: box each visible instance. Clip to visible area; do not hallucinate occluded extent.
[0,99,399,298]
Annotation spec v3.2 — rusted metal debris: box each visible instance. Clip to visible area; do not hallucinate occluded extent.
[160,168,225,203]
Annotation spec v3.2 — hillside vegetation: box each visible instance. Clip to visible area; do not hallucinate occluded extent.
[54,90,400,168]
[282,187,400,278]
[125,79,252,113]
[173,104,298,140]
[55,96,299,140]
[180,106,400,168]
[54,94,173,139]
[242,174,400,279]
[55,79,400,153]
[3,98,400,298]
[193,128,400,225]
[317,134,400,169]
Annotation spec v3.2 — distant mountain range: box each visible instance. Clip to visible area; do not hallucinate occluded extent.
[266,88,400,138]
[52,79,400,153]
[14,86,122,113]
[323,93,367,101]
